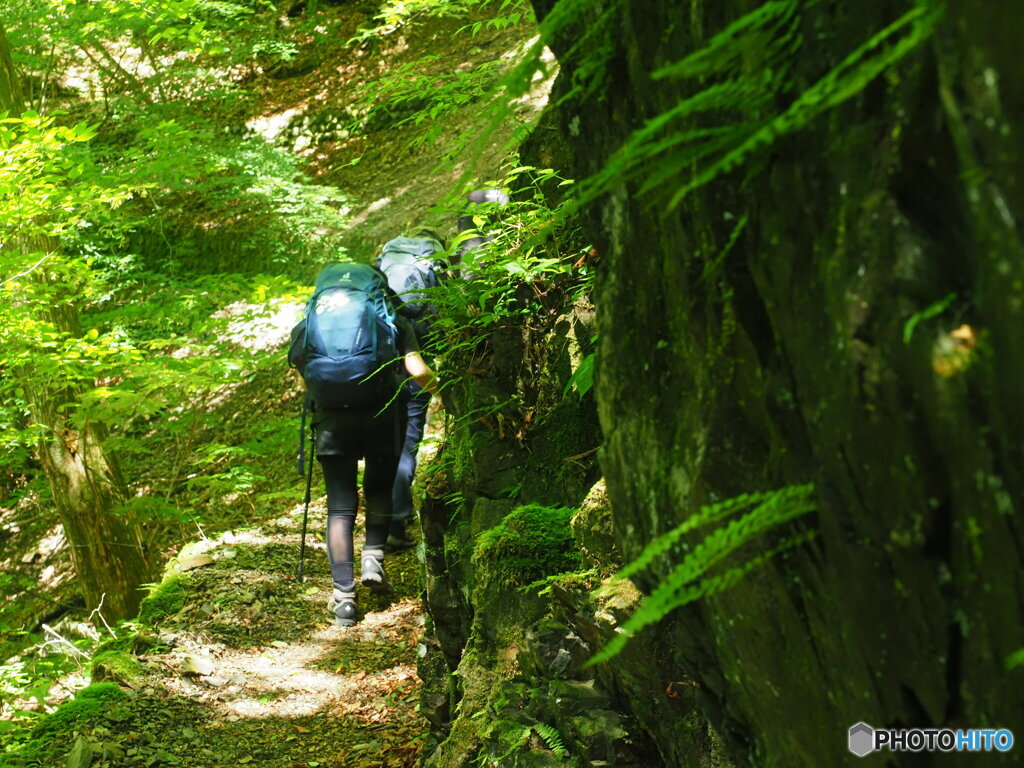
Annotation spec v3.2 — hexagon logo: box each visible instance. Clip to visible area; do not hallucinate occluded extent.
[849,722,875,757]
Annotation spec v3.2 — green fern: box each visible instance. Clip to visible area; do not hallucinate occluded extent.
[617,487,799,579]
[533,722,569,760]
[571,0,943,212]
[486,725,533,763]
[590,484,817,665]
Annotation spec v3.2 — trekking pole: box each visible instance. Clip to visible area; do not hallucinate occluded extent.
[297,392,309,476]
[297,425,315,583]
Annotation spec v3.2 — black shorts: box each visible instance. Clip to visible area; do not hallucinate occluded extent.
[313,401,407,458]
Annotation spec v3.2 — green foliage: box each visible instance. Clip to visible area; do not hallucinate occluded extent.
[590,485,817,664]
[473,504,579,588]
[480,720,569,763]
[351,55,507,150]
[532,721,568,760]
[432,166,589,348]
[572,0,943,211]
[457,0,529,38]
[99,130,350,273]
[1,266,308,537]
[484,722,532,763]
[5,680,132,765]
[3,0,293,111]
[341,0,536,166]
[0,112,122,239]
[562,349,595,399]
[0,634,92,753]
[346,0,529,49]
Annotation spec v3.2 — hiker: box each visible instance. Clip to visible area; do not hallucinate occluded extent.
[375,230,447,551]
[288,262,439,627]
[454,188,509,271]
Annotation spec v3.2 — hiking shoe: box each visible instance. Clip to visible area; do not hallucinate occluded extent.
[327,588,357,627]
[360,549,391,593]
[386,527,416,552]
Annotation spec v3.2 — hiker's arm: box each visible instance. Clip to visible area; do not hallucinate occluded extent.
[404,351,440,399]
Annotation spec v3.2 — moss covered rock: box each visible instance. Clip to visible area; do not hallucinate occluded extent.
[137,574,187,627]
[90,650,143,685]
[569,478,619,573]
[472,504,579,588]
[33,682,128,737]
[531,0,1024,763]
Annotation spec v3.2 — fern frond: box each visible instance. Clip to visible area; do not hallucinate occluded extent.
[616,487,794,579]
[617,487,815,619]
[653,0,798,81]
[533,722,569,760]
[591,528,816,665]
[590,485,817,665]
[663,1,943,209]
[562,0,944,217]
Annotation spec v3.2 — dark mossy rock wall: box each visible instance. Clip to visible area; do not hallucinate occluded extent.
[527,0,1024,766]
[418,300,730,767]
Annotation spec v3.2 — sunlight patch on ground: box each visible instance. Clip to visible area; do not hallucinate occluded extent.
[154,598,423,722]
[177,527,280,558]
[348,194,399,231]
[248,107,305,142]
[214,299,304,352]
[0,522,68,592]
[512,41,558,112]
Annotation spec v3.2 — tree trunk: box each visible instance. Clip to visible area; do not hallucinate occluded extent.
[35,394,152,622]
[2,25,152,623]
[533,1,1024,765]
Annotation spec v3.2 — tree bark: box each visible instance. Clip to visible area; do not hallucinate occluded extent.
[1,24,152,623]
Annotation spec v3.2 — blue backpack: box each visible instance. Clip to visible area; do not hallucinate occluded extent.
[297,263,399,410]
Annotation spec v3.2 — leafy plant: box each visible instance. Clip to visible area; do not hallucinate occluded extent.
[572,0,943,211]
[563,349,595,399]
[590,484,817,664]
[533,722,568,760]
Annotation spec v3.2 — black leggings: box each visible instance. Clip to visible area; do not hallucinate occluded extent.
[318,453,399,582]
